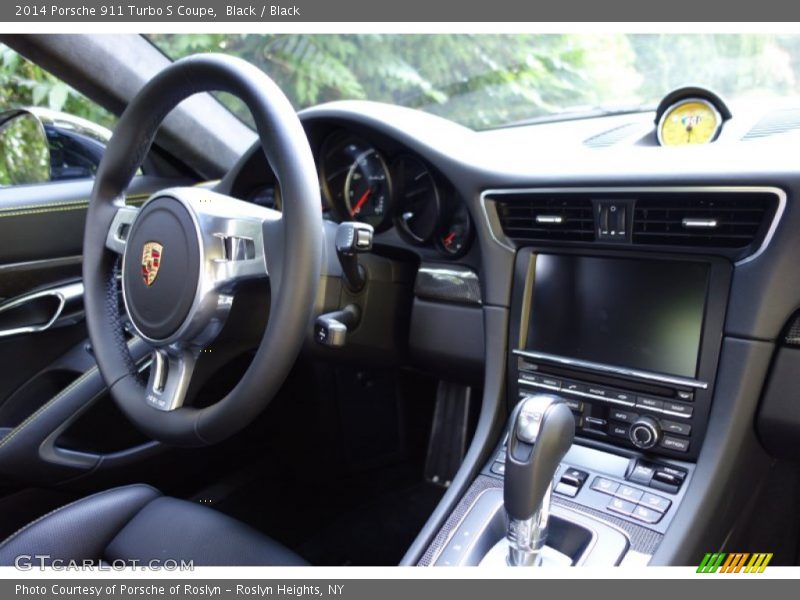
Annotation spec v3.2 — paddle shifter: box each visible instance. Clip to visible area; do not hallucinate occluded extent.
[504,394,575,566]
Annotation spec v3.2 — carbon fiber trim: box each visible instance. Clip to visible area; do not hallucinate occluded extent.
[418,475,662,566]
[414,266,482,305]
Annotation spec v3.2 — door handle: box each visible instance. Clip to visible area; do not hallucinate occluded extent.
[0,281,83,338]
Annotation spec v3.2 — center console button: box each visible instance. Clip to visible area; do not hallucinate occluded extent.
[636,396,664,411]
[610,409,638,423]
[554,481,579,497]
[660,436,690,453]
[561,468,589,488]
[676,390,694,401]
[615,484,644,503]
[661,419,692,436]
[562,381,588,395]
[608,423,629,438]
[611,391,636,403]
[586,386,608,398]
[590,477,619,495]
[564,398,584,412]
[651,472,681,494]
[631,504,663,524]
[663,402,693,418]
[519,372,541,383]
[540,376,562,390]
[628,462,655,485]
[607,497,636,516]
[640,492,672,513]
[490,461,506,476]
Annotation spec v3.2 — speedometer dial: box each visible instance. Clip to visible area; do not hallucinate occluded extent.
[657,98,722,146]
[393,156,441,244]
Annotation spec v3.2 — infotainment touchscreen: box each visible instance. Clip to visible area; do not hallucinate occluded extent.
[526,255,710,379]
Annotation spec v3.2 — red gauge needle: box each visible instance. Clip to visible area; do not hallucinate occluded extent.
[444,232,456,246]
[352,188,371,215]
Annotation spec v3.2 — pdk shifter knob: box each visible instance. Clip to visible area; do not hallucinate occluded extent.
[504,394,574,566]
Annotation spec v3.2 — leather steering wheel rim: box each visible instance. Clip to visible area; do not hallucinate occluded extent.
[82,54,322,446]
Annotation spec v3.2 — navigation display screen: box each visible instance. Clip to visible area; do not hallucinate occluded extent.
[526,255,710,378]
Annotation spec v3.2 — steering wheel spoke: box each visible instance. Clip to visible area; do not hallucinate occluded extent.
[105,204,139,254]
[145,347,197,411]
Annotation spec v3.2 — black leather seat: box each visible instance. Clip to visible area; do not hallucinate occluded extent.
[0,484,306,566]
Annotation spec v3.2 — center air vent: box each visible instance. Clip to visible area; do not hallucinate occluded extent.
[633,192,777,249]
[488,188,781,258]
[493,194,594,243]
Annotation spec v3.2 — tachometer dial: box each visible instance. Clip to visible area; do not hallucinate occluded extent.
[393,156,441,244]
[344,149,392,228]
[320,132,392,229]
[437,202,472,258]
[657,98,722,146]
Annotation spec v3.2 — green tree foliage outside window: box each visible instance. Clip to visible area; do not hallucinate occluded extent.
[0,43,116,129]
[150,34,800,130]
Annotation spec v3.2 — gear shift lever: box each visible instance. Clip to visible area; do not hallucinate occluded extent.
[504,394,574,566]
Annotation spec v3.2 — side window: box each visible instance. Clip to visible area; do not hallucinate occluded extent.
[0,44,117,187]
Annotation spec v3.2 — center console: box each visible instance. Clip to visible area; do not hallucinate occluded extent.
[420,247,732,567]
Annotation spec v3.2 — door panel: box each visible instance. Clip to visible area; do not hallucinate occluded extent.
[0,174,188,486]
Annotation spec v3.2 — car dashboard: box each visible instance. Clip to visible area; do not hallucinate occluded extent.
[218,93,800,566]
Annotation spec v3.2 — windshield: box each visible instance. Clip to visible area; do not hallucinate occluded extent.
[149,34,800,130]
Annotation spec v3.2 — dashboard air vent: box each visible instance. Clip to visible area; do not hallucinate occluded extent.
[633,192,776,249]
[494,194,594,243]
[743,108,800,140]
[583,122,641,148]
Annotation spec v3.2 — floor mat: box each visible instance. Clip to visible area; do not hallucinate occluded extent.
[298,481,443,566]
[203,460,444,566]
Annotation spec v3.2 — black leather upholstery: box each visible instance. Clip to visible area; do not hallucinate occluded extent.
[0,484,306,566]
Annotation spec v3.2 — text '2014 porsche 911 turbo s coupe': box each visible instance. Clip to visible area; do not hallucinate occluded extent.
[0,33,799,568]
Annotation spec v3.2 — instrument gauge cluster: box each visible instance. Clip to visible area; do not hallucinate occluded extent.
[319,129,473,260]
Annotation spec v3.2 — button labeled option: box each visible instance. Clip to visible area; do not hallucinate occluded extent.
[660,436,690,453]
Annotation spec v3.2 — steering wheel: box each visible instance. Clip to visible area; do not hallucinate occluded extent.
[82,54,322,446]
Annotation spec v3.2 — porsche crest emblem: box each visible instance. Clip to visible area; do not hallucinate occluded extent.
[141,242,163,286]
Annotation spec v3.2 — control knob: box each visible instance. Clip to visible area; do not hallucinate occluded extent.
[629,416,661,450]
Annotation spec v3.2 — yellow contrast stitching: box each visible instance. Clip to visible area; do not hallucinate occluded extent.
[0,368,97,451]
[0,194,149,219]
